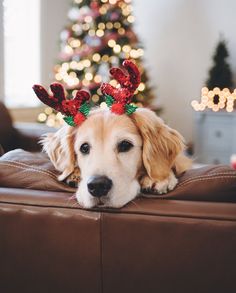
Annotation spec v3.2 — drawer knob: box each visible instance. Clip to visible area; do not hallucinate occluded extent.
[215,130,222,138]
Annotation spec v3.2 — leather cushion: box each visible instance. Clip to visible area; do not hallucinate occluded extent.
[0,149,236,202]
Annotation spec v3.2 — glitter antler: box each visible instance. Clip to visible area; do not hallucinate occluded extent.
[101,60,141,115]
[33,83,91,126]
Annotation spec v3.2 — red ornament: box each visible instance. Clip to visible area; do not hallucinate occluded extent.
[111,103,125,115]
[74,112,86,126]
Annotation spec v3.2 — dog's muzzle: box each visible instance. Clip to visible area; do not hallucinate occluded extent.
[87,175,113,198]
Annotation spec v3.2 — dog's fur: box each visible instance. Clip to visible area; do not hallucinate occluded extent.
[42,108,191,208]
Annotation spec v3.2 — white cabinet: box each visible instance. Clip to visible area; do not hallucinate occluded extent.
[194,111,236,164]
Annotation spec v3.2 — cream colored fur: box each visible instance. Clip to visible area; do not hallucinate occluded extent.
[42,108,191,208]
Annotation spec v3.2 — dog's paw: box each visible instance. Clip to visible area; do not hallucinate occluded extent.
[140,172,178,194]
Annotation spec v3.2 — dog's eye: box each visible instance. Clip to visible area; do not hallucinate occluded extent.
[80,143,90,155]
[117,140,134,153]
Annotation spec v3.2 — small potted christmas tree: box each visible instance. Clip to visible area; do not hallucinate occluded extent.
[206,39,233,90]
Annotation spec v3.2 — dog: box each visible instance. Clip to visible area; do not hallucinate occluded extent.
[41,107,191,208]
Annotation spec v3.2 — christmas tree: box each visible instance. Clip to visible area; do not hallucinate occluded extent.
[38,0,156,126]
[206,39,234,90]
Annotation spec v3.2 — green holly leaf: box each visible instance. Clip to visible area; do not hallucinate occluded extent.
[79,102,90,116]
[63,116,76,127]
[105,95,114,107]
[125,104,138,115]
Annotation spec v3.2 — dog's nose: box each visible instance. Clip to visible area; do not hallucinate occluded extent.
[87,176,113,198]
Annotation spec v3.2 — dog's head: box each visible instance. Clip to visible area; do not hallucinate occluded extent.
[42,107,188,208]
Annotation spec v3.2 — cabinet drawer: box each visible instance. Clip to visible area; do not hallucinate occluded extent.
[202,151,230,165]
[204,124,232,152]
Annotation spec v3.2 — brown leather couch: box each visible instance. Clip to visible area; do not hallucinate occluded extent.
[0,150,236,293]
[0,102,41,153]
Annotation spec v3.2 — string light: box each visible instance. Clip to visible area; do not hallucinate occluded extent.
[192,87,236,112]
[45,107,53,115]
[38,113,47,122]
[69,39,81,48]
[113,44,121,53]
[109,79,118,87]
[138,83,145,91]
[99,6,107,14]
[100,102,108,109]
[96,29,104,37]
[94,75,102,83]
[118,28,125,35]
[82,79,90,86]
[114,22,121,29]
[55,73,62,81]
[70,61,78,69]
[88,29,95,36]
[98,23,106,30]
[76,62,84,70]
[64,45,73,54]
[122,45,131,53]
[85,72,93,81]
[72,24,80,32]
[108,39,116,47]
[82,23,90,30]
[102,55,109,62]
[127,15,135,23]
[106,22,113,29]
[92,53,101,62]
[83,59,91,67]
[92,94,100,102]
[84,15,92,23]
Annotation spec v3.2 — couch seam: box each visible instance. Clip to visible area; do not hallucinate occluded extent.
[0,200,235,222]
[177,175,236,188]
[100,212,104,293]
[0,161,57,177]
[0,163,74,189]
[0,162,57,180]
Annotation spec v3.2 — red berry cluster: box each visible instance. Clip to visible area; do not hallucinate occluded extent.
[111,103,125,115]
[74,112,86,126]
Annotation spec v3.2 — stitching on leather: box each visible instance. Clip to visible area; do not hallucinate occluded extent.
[1,159,57,177]
[0,162,57,181]
[178,172,236,187]
[177,175,236,189]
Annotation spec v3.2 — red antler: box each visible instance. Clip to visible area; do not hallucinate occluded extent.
[33,82,90,116]
[33,82,91,126]
[101,60,141,104]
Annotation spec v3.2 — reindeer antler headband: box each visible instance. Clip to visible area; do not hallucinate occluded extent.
[33,83,91,126]
[101,59,141,115]
[33,60,141,126]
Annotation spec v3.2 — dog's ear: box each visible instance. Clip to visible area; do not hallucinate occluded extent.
[131,108,186,181]
[41,126,76,181]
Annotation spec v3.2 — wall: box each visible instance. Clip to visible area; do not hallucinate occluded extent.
[133,0,236,142]
[40,0,236,142]
[41,0,72,86]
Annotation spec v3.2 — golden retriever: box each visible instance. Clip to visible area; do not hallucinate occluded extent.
[42,107,191,208]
